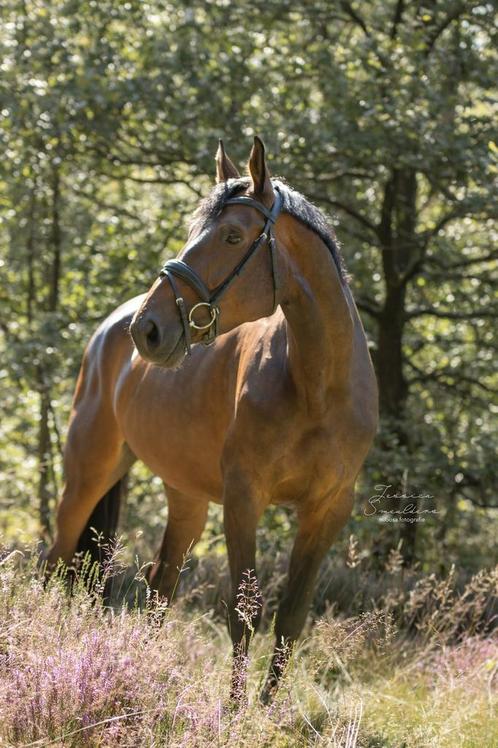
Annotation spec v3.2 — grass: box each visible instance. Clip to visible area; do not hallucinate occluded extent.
[0,547,496,747]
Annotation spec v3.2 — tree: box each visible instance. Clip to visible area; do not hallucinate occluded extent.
[0,0,496,568]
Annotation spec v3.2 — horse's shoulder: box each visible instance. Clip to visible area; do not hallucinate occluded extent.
[237,313,287,370]
[236,319,293,405]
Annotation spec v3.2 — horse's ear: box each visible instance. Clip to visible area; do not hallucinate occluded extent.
[215,140,240,182]
[247,136,274,201]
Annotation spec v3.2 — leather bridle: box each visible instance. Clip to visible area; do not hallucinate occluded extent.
[159,186,282,355]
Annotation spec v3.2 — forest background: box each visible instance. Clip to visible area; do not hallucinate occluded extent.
[1,0,496,578]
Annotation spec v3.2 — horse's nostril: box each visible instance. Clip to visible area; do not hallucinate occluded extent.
[145,319,160,349]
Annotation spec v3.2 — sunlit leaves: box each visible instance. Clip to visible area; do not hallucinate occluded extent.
[0,0,496,564]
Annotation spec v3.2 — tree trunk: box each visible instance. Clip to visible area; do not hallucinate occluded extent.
[48,166,61,312]
[26,189,36,325]
[37,163,62,538]
[377,168,419,564]
[377,283,407,416]
[37,376,52,538]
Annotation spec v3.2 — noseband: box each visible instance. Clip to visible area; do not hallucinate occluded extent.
[159,187,282,355]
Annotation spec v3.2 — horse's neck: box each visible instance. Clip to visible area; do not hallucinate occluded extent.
[279,219,355,413]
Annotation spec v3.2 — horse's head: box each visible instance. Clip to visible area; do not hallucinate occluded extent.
[130,137,282,368]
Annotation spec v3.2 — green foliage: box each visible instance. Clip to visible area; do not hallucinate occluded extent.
[0,1,496,568]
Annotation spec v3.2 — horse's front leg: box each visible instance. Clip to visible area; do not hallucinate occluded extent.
[260,487,354,704]
[148,487,209,603]
[223,475,264,701]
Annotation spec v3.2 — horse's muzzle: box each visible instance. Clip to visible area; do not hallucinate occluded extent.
[130,312,185,368]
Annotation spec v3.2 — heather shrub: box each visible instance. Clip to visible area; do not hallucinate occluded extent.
[0,547,496,747]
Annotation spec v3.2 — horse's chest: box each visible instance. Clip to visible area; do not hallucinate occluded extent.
[261,424,342,505]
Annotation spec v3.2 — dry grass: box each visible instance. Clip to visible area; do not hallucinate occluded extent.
[0,547,496,747]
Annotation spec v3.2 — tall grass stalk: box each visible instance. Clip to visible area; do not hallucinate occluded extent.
[0,546,496,747]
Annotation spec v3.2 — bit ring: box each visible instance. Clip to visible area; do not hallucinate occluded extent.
[188,302,219,331]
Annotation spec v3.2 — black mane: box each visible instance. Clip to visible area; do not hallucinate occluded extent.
[191,177,347,283]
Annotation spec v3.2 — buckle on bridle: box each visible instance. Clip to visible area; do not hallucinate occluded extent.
[188,302,219,331]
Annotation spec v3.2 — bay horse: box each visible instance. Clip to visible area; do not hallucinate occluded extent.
[47,137,378,702]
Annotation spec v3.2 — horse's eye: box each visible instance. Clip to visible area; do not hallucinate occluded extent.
[226,234,242,245]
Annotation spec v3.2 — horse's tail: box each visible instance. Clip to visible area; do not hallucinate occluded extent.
[76,476,127,574]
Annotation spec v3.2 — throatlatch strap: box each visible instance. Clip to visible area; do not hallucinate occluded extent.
[268,235,279,311]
